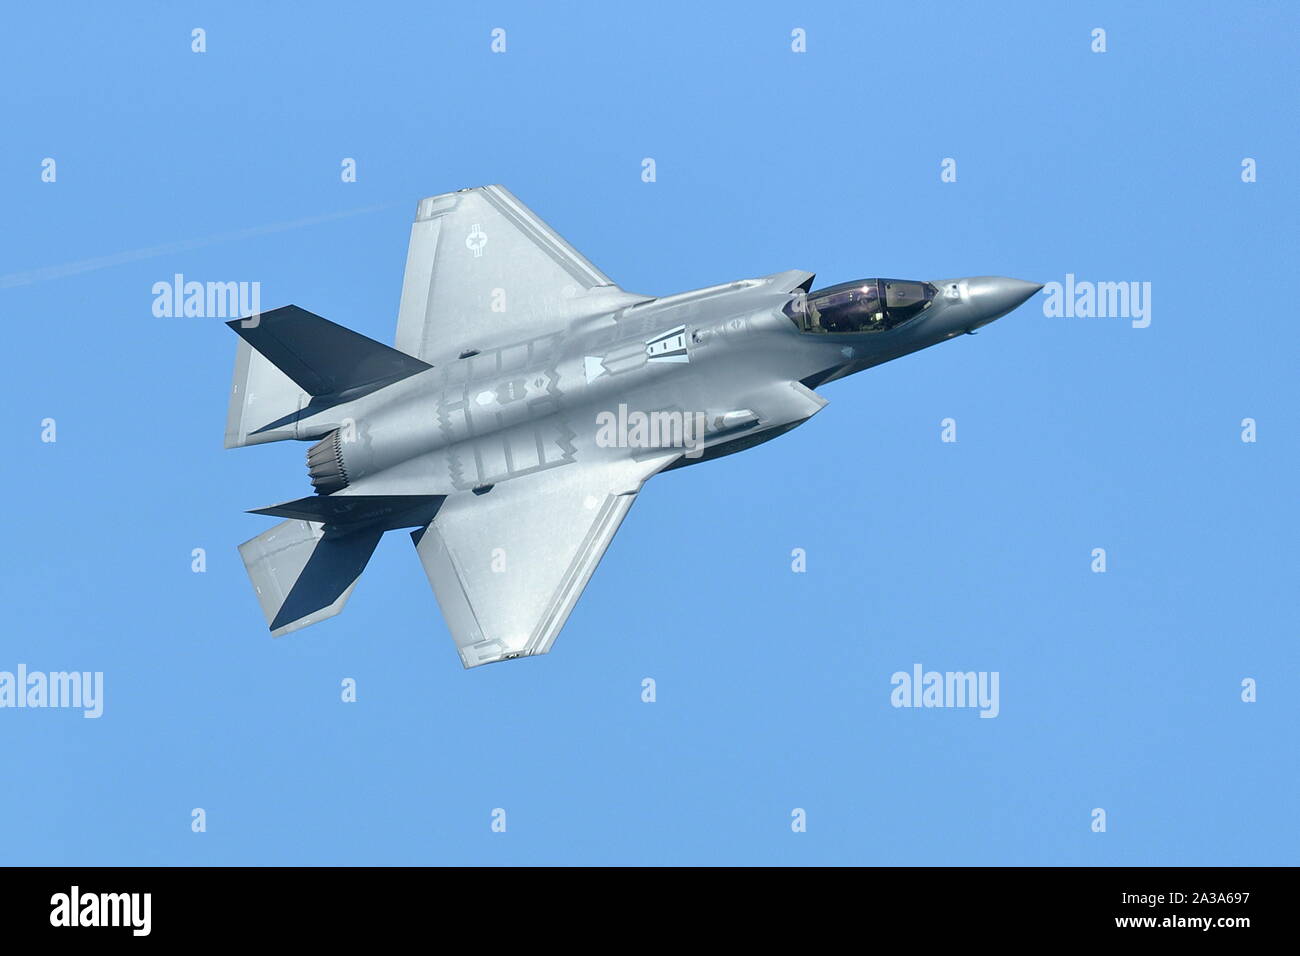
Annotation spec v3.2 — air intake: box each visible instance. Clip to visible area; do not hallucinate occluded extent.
[306,430,349,495]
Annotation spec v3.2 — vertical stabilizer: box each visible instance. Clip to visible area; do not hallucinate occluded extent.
[237,520,382,635]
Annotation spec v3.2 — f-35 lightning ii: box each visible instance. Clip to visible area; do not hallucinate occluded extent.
[225,186,1040,667]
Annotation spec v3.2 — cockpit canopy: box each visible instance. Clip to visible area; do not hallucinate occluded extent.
[786,279,936,334]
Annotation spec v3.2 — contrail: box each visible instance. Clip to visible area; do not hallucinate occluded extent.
[0,201,401,289]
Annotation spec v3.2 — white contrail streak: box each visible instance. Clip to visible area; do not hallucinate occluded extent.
[0,202,400,289]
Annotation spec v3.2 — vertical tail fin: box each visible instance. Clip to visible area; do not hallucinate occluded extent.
[225,334,313,448]
[224,305,431,448]
[237,520,382,635]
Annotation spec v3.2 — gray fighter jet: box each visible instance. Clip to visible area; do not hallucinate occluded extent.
[225,186,1040,667]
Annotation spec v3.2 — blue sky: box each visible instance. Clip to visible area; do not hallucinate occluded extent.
[2,0,1295,865]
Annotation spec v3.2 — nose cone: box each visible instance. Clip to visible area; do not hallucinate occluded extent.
[964,276,1043,325]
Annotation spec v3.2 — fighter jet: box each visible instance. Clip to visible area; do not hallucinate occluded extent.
[225,186,1040,667]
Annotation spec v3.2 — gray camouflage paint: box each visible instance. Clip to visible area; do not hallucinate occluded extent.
[226,186,1040,667]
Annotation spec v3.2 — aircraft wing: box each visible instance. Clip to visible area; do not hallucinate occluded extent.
[413,454,675,668]
[395,185,647,366]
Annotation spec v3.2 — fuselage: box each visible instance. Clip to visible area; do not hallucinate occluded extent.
[226,181,1048,657]
[297,270,1041,498]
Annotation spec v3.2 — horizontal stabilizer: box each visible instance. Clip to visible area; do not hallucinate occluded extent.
[250,495,445,531]
[227,305,431,397]
[238,519,382,635]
